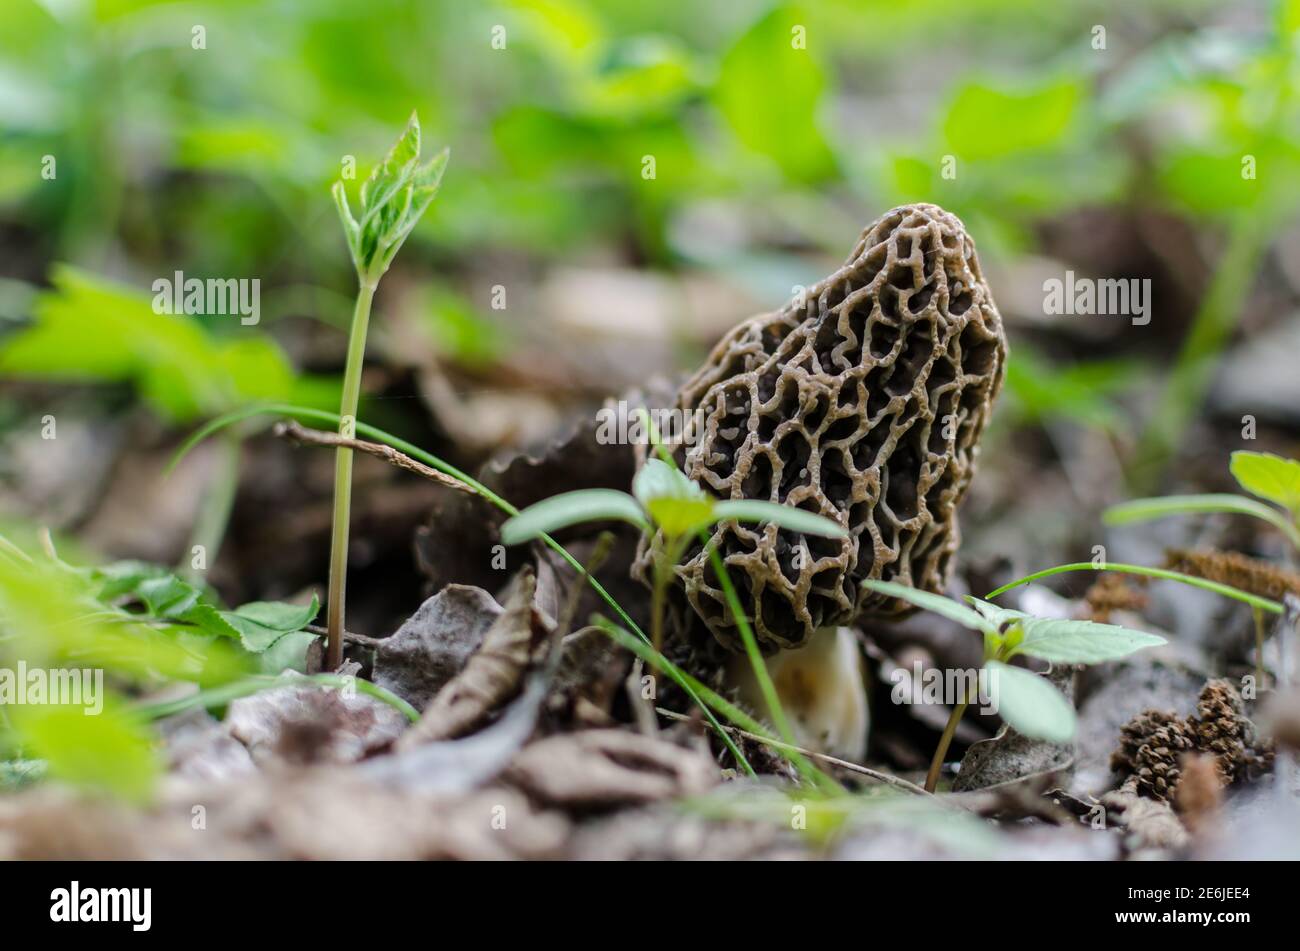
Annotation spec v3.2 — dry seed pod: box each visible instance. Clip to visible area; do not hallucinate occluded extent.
[637,203,1007,652]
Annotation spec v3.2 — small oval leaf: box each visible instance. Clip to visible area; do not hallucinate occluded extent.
[500,489,647,545]
[986,660,1076,743]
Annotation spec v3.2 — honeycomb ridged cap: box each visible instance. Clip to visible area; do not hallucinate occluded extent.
[636,203,1008,652]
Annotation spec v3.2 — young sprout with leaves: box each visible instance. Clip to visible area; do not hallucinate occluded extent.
[501,453,847,787]
[862,579,1166,792]
[326,113,449,669]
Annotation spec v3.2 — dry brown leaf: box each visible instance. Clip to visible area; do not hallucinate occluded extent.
[506,729,719,807]
[399,569,541,748]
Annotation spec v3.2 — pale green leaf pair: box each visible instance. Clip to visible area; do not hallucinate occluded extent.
[862,579,1166,743]
[500,458,847,546]
[333,112,450,284]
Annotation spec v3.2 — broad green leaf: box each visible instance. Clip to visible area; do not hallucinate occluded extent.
[257,630,319,674]
[942,79,1082,161]
[137,574,202,618]
[219,597,320,653]
[1104,493,1300,548]
[712,500,847,538]
[1230,451,1300,516]
[985,661,1076,743]
[715,5,834,182]
[13,702,160,802]
[862,579,991,632]
[1013,618,1166,664]
[500,489,648,545]
[0,266,299,422]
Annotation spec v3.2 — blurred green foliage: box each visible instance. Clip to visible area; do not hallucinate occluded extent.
[2,0,1300,799]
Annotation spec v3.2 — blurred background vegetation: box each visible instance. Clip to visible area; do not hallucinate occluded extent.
[2,0,1300,791]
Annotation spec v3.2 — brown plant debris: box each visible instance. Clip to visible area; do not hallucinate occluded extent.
[504,729,719,807]
[635,203,1007,652]
[1174,753,1224,837]
[1082,573,1148,623]
[1163,547,1300,602]
[398,569,543,748]
[1111,679,1273,804]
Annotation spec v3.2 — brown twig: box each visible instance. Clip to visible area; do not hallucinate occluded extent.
[272,420,477,495]
[654,707,932,796]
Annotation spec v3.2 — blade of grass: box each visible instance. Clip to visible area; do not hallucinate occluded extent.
[986,561,1283,614]
[1104,494,1300,550]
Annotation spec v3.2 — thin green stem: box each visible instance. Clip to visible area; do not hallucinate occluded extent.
[925,698,968,793]
[173,402,753,774]
[326,281,377,670]
[699,529,834,791]
[986,561,1284,615]
[132,672,419,723]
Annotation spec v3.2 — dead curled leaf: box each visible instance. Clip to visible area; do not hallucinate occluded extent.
[505,729,719,807]
[953,666,1076,792]
[398,569,543,748]
[372,584,504,709]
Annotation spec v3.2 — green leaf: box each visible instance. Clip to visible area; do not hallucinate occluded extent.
[1104,493,1300,548]
[712,500,847,538]
[13,702,160,802]
[714,5,834,182]
[965,597,1029,630]
[0,266,298,422]
[861,579,992,632]
[338,112,450,282]
[645,496,717,537]
[332,180,360,269]
[137,574,202,618]
[219,597,320,653]
[1013,618,1166,664]
[1230,451,1300,516]
[359,111,421,221]
[985,661,1076,743]
[500,489,649,545]
[942,78,1082,161]
[632,458,703,507]
[257,630,319,674]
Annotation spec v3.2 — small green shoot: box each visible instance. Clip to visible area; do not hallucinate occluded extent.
[501,427,847,788]
[325,114,449,669]
[863,579,1166,792]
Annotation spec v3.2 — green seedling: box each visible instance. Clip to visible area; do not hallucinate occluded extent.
[1104,449,1300,682]
[863,579,1166,792]
[326,113,449,669]
[501,448,847,788]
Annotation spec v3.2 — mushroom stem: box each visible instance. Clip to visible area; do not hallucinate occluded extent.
[925,696,969,793]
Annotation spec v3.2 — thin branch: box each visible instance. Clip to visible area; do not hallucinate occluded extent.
[272,420,477,495]
[654,706,931,797]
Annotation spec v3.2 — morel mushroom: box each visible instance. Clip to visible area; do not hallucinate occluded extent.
[637,203,1007,657]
